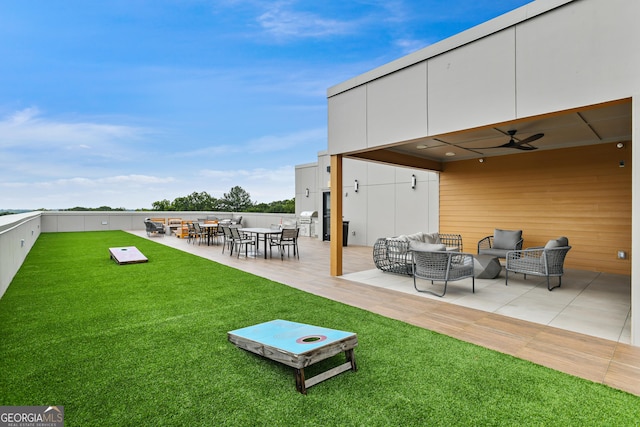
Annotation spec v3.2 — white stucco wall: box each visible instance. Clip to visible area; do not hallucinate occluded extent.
[296,155,440,246]
[327,0,640,154]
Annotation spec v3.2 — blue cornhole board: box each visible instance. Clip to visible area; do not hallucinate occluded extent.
[228,319,358,394]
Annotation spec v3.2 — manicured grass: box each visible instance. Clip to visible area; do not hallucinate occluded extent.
[1,231,638,426]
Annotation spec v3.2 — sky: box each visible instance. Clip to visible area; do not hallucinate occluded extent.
[0,0,533,210]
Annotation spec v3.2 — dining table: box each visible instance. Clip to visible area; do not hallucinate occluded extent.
[240,227,282,259]
[199,223,220,246]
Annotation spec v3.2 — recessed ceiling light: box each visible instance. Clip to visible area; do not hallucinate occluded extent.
[445,152,456,157]
[416,144,428,149]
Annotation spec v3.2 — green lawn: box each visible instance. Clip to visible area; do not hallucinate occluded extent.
[1,231,638,426]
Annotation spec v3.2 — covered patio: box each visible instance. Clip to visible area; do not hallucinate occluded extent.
[325,0,639,347]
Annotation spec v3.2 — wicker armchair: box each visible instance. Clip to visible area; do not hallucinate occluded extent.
[411,250,475,297]
[505,237,571,291]
[373,233,463,275]
[477,229,523,258]
[373,238,413,275]
[144,219,165,237]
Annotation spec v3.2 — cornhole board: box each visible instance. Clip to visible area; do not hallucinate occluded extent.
[228,319,357,394]
[109,246,148,265]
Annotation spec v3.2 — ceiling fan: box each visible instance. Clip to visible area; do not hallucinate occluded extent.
[482,130,544,151]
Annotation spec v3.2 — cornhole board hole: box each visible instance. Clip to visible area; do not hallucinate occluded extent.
[228,319,357,394]
[109,246,148,265]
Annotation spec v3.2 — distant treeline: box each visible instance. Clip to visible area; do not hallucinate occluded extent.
[151,186,294,213]
[64,206,128,211]
[0,211,23,216]
[1,186,295,214]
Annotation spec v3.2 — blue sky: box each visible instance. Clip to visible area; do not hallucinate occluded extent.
[0,0,532,210]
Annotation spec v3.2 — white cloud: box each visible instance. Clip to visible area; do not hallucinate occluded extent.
[0,174,180,210]
[58,175,176,187]
[394,38,430,55]
[199,165,294,202]
[246,128,325,153]
[7,106,40,125]
[0,174,175,190]
[0,106,304,208]
[0,107,165,186]
[0,108,151,149]
[200,165,292,182]
[257,3,357,39]
[177,127,325,158]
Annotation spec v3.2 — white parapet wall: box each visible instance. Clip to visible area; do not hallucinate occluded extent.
[0,212,42,299]
[39,211,297,232]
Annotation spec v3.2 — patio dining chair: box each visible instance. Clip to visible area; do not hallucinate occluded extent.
[186,222,195,243]
[221,226,233,254]
[214,225,224,245]
[270,227,299,260]
[191,222,206,245]
[229,226,256,258]
[267,225,282,256]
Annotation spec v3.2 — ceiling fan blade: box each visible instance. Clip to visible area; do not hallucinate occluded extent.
[474,141,514,149]
[514,133,544,146]
[475,131,543,150]
[498,140,516,148]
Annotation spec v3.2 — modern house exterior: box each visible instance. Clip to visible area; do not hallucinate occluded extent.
[295,0,639,345]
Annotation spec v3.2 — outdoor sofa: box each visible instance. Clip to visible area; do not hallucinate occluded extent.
[373,232,463,275]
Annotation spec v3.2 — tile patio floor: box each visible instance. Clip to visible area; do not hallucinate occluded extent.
[343,267,631,344]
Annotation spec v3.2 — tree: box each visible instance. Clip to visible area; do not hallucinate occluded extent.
[171,191,219,211]
[220,186,253,212]
[246,198,294,213]
[64,206,125,211]
[149,187,294,212]
[152,199,173,211]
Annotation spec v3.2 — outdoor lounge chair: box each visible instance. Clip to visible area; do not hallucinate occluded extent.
[144,219,165,237]
[505,237,571,291]
[477,229,523,259]
[411,249,475,297]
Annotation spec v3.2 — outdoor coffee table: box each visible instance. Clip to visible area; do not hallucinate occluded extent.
[228,319,358,394]
[473,254,502,279]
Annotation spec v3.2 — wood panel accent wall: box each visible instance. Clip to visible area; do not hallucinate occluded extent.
[439,143,631,275]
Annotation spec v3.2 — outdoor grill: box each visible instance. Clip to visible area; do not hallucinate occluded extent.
[298,211,318,237]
